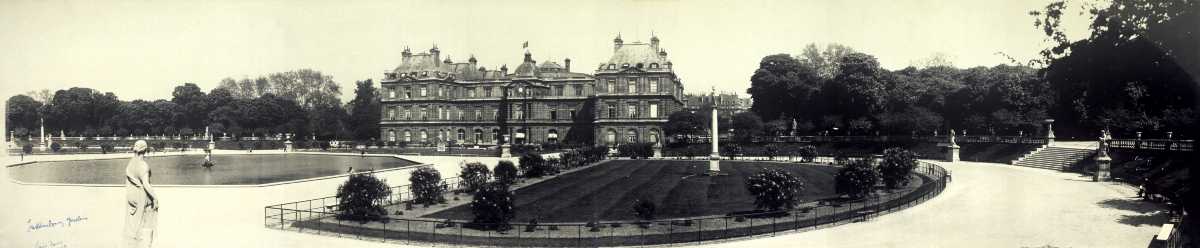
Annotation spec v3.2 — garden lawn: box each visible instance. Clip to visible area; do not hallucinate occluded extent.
[424,160,840,222]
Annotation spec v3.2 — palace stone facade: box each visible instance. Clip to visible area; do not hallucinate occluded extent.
[379,35,685,147]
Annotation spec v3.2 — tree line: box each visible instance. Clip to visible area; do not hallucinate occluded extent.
[747,44,1054,138]
[6,69,383,141]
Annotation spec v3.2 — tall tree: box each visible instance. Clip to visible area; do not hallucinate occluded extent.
[347,79,381,140]
[6,95,43,134]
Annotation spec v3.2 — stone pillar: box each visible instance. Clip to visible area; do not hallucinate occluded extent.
[1095,130,1112,181]
[1045,119,1056,147]
[945,129,960,162]
[708,104,720,173]
[652,142,662,158]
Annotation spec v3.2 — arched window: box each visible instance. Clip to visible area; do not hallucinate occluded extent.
[492,129,501,143]
[404,130,412,142]
[650,63,659,69]
[607,64,615,70]
[420,130,428,143]
[474,129,483,143]
[388,130,396,142]
[605,129,617,145]
[636,63,644,69]
[626,129,639,143]
[648,130,660,144]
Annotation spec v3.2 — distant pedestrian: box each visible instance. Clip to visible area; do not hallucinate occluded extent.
[123,140,158,248]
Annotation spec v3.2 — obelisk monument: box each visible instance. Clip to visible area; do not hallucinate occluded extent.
[708,88,721,174]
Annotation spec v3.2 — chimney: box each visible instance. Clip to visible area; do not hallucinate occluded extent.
[564,58,571,72]
[430,44,440,63]
[500,64,508,75]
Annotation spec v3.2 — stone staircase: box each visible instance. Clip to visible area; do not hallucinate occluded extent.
[1011,146,1095,171]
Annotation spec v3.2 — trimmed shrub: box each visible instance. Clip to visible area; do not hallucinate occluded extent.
[458,162,491,194]
[836,159,879,199]
[76,142,89,152]
[494,160,518,185]
[745,168,805,211]
[544,158,562,175]
[409,167,445,206]
[518,153,547,178]
[151,142,167,152]
[335,171,392,223]
[470,182,515,231]
[50,143,62,152]
[617,142,654,159]
[879,147,918,189]
[22,143,33,154]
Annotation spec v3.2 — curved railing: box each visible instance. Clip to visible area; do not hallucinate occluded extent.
[265,160,949,246]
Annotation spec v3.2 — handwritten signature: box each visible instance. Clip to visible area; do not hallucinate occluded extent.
[26,216,88,232]
[34,240,67,248]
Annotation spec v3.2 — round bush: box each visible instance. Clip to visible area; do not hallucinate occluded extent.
[409,167,445,206]
[50,143,62,152]
[336,172,393,223]
[519,153,547,178]
[836,159,879,199]
[494,160,518,185]
[745,168,805,210]
[879,147,918,189]
[470,182,515,231]
[23,143,33,154]
[458,162,491,193]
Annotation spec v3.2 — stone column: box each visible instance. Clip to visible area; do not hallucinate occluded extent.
[946,129,960,162]
[708,105,720,173]
[652,142,663,158]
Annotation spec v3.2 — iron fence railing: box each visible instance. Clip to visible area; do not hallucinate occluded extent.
[264,160,949,246]
[1107,139,1194,152]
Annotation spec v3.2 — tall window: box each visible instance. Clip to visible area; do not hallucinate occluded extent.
[573,84,582,96]
[626,130,638,143]
[475,109,482,120]
[420,130,428,143]
[627,104,638,118]
[420,86,428,97]
[403,108,411,120]
[569,110,576,120]
[649,103,659,118]
[549,109,557,120]
[388,130,396,142]
[606,130,617,144]
[457,129,465,141]
[404,130,412,142]
[607,103,617,118]
[554,85,564,96]
[404,87,412,98]
[388,87,396,98]
[627,80,637,94]
[607,80,616,93]
[513,104,524,120]
[649,79,658,93]
[485,87,493,97]
[420,106,428,120]
[468,87,476,98]
[438,86,444,97]
[474,130,483,143]
[387,107,395,119]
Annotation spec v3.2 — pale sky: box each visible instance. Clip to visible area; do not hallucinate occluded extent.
[0,0,1093,102]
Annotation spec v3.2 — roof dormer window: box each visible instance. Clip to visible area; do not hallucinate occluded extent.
[636,63,644,69]
[622,63,630,68]
[608,64,615,70]
[650,63,659,69]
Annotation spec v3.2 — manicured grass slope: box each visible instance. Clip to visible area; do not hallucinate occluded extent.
[424,160,839,222]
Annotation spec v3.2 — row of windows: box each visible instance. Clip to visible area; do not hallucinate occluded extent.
[605,102,660,119]
[384,128,563,144]
[602,78,664,94]
[602,129,661,144]
[386,83,597,99]
[385,105,580,121]
[603,62,665,70]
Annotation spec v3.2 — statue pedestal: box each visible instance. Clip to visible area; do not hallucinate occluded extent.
[499,144,512,158]
[652,143,663,158]
[946,145,960,162]
[1094,155,1111,182]
[284,140,294,152]
[207,141,216,151]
